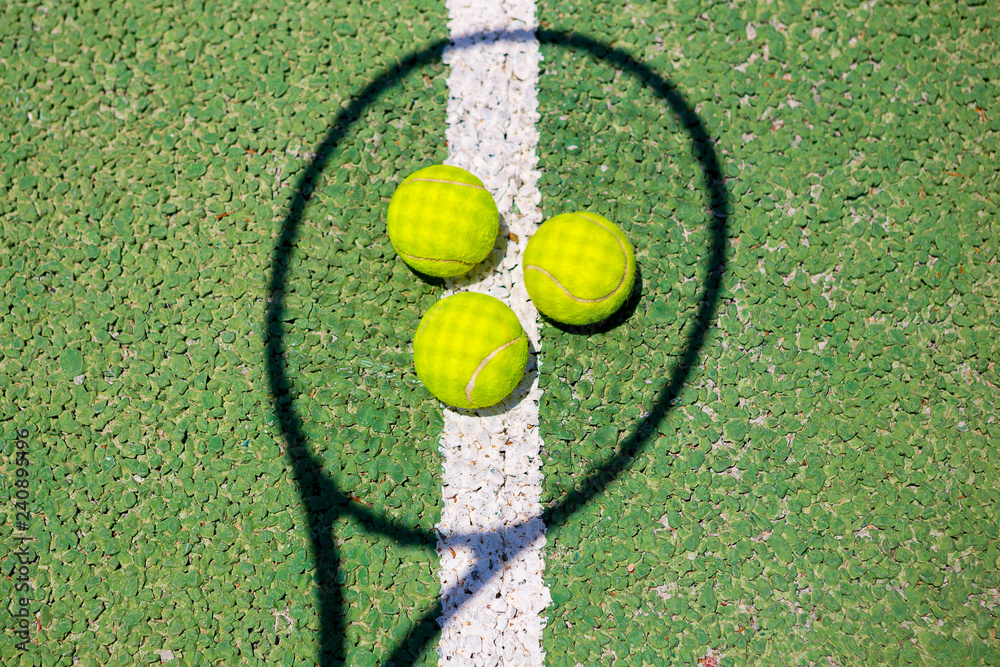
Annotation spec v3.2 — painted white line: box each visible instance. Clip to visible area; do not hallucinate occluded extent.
[436,1,549,666]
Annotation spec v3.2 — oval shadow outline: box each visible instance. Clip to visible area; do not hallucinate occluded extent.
[264,28,729,667]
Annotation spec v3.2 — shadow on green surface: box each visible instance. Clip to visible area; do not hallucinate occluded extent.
[264,29,728,667]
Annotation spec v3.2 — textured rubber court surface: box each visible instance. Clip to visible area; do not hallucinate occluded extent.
[1,0,999,666]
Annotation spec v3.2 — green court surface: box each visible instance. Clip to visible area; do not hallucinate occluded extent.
[1,1,998,666]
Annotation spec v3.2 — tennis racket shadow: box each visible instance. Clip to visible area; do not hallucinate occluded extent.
[265,28,728,667]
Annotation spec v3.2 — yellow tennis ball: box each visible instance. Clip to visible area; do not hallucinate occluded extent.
[523,211,637,326]
[386,164,499,278]
[413,292,529,410]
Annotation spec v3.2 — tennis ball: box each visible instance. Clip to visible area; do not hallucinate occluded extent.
[413,292,529,410]
[386,164,499,278]
[523,211,637,326]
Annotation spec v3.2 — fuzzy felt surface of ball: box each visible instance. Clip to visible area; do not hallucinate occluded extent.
[413,292,529,410]
[522,211,637,326]
[386,164,499,278]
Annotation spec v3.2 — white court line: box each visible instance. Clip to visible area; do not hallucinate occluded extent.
[435,1,549,666]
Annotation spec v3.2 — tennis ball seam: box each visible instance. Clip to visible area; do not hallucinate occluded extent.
[524,212,630,303]
[465,333,525,404]
[399,177,488,191]
[414,303,443,341]
[396,248,475,268]
[521,264,617,303]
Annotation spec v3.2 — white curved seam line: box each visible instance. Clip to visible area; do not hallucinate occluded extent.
[573,211,630,296]
[400,177,488,190]
[465,335,522,404]
[397,249,474,266]
[415,302,445,341]
[523,263,622,304]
